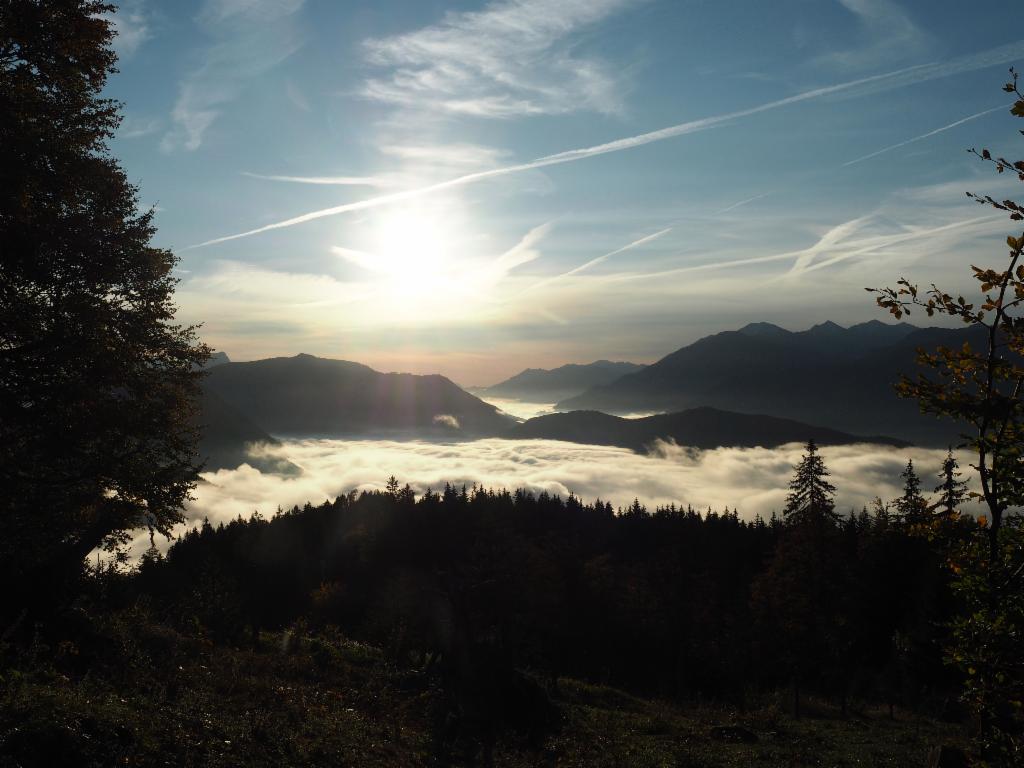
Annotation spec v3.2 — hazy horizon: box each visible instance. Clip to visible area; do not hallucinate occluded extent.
[210,316,925,388]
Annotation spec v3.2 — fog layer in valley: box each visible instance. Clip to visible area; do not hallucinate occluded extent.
[477,396,557,420]
[119,438,983,559]
[479,395,665,422]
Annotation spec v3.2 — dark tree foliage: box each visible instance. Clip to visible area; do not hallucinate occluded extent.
[0,1,208,619]
[934,449,969,525]
[895,460,930,529]
[127,478,959,718]
[870,71,1024,557]
[871,72,1024,761]
[782,439,838,525]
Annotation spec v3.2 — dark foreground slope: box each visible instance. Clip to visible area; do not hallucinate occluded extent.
[559,321,981,445]
[512,407,908,451]
[0,615,965,768]
[481,360,645,401]
[204,353,515,438]
[2,488,971,766]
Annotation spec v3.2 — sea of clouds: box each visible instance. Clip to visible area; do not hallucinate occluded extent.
[122,438,981,559]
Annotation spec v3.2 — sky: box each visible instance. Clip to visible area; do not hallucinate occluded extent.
[104,0,1024,386]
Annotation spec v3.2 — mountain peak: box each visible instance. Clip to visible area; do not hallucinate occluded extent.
[807,320,845,334]
[738,322,791,337]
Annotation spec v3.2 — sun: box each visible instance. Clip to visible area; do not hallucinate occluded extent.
[333,200,503,324]
[371,207,453,290]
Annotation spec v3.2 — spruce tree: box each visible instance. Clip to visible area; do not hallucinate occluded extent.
[934,449,968,522]
[783,439,838,525]
[894,460,930,528]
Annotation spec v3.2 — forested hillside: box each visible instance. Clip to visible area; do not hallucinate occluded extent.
[1,451,978,765]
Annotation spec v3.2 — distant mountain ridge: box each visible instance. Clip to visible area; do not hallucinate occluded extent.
[557,320,979,445]
[203,353,515,438]
[194,320,967,473]
[737,320,917,353]
[512,407,908,451]
[480,360,645,401]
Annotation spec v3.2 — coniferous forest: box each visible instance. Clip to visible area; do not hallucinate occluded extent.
[3,2,1024,767]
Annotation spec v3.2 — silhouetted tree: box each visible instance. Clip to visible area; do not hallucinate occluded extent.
[894,460,930,529]
[782,439,838,525]
[0,1,208,620]
[934,450,968,524]
[754,443,851,715]
[870,70,1024,759]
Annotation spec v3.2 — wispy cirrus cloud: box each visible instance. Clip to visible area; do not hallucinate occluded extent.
[161,0,305,152]
[361,0,640,119]
[194,39,1024,248]
[591,212,1001,286]
[101,0,151,59]
[118,114,161,139]
[819,0,930,71]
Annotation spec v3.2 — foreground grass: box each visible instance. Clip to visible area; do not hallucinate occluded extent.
[0,614,967,767]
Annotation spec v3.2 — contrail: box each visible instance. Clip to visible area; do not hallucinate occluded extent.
[599,214,1000,283]
[242,172,392,187]
[193,40,1024,249]
[517,227,672,297]
[714,192,772,215]
[842,105,1008,167]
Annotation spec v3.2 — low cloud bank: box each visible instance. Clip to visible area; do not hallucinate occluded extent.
[122,438,981,559]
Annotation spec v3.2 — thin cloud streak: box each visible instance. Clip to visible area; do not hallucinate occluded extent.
[193,40,1024,248]
[714,192,772,215]
[600,214,1000,283]
[843,105,1008,166]
[101,0,151,59]
[243,172,393,187]
[490,222,553,273]
[518,227,672,297]
[821,0,929,71]
[162,0,305,152]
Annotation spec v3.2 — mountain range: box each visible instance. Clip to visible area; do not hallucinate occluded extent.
[194,319,960,472]
[478,360,645,402]
[557,320,977,446]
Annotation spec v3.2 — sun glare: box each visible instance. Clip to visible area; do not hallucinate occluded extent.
[372,209,451,286]
[333,202,502,323]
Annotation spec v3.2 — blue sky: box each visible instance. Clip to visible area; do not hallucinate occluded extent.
[104,0,1024,384]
